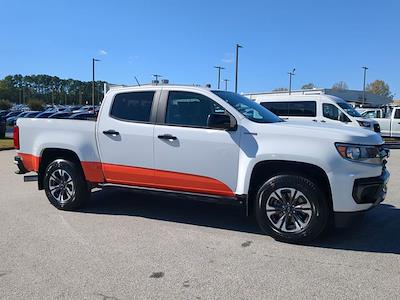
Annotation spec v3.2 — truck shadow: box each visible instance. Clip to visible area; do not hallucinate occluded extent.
[79,187,400,254]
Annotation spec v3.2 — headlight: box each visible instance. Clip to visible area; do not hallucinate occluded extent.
[335,143,384,164]
[357,120,371,127]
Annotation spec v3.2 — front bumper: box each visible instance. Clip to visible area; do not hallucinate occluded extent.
[334,168,389,228]
[352,168,389,205]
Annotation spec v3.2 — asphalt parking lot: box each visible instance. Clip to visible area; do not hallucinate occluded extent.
[0,150,399,299]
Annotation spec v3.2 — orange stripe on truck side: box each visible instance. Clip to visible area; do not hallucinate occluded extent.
[81,162,105,183]
[101,163,234,197]
[154,168,234,197]
[16,154,234,197]
[18,153,40,172]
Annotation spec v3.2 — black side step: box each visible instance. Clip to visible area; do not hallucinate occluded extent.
[24,175,38,182]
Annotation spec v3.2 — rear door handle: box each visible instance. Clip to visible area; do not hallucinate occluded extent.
[158,134,177,141]
[103,129,120,136]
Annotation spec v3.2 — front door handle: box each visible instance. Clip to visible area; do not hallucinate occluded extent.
[158,134,177,141]
[321,120,326,123]
[103,129,120,136]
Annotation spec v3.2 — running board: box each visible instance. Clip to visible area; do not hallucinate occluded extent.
[99,183,246,206]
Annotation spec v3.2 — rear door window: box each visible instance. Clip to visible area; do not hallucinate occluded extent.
[110,91,155,122]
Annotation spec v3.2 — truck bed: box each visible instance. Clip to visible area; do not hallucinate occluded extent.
[17,118,101,168]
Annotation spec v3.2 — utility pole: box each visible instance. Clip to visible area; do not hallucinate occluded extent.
[152,74,162,85]
[288,68,296,95]
[223,79,229,91]
[362,66,368,105]
[235,43,243,93]
[92,58,100,111]
[214,66,225,89]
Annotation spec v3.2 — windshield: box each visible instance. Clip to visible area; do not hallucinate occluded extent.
[337,102,362,117]
[213,91,282,123]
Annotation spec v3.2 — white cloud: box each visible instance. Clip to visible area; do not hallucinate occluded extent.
[99,49,108,55]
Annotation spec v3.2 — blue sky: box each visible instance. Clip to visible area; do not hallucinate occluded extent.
[0,0,399,96]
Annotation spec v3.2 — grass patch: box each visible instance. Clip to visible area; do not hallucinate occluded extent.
[0,138,14,150]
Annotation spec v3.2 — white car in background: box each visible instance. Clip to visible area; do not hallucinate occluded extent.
[250,94,381,133]
[360,107,400,137]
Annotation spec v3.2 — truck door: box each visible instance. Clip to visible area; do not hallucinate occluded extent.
[390,108,400,137]
[96,90,158,186]
[153,90,240,197]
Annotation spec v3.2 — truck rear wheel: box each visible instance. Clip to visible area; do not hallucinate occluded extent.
[43,159,89,210]
[255,174,329,243]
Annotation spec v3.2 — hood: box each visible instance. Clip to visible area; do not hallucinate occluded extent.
[247,120,383,146]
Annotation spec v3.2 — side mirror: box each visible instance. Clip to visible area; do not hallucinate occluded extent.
[207,113,236,130]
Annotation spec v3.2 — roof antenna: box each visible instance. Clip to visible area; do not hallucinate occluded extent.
[134,76,141,86]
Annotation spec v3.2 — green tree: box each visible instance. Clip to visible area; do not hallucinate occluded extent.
[0,99,12,110]
[272,87,288,92]
[27,99,44,111]
[366,80,393,99]
[301,83,315,89]
[331,81,348,91]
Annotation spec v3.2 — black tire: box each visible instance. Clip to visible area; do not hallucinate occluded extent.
[255,174,329,243]
[43,159,89,210]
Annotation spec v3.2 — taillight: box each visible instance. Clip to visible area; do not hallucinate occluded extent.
[13,126,20,150]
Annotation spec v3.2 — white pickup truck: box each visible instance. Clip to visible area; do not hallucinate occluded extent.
[14,84,390,243]
[360,107,400,137]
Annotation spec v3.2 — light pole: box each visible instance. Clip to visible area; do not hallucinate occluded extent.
[288,68,296,95]
[152,74,162,85]
[223,79,229,91]
[214,66,225,89]
[362,66,368,105]
[92,58,100,111]
[235,43,243,93]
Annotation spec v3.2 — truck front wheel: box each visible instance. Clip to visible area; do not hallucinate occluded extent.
[43,159,89,210]
[255,174,329,243]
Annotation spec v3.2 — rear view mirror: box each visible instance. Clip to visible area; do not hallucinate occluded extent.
[207,113,236,130]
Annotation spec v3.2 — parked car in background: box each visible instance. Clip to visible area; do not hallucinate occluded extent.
[7,111,42,126]
[359,108,385,119]
[6,111,28,126]
[69,112,97,120]
[48,112,72,119]
[14,85,390,243]
[251,94,381,133]
[36,111,57,118]
[367,107,400,138]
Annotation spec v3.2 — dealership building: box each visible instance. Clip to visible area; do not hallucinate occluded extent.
[244,88,392,107]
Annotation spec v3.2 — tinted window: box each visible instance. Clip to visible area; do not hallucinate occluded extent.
[213,91,281,123]
[261,102,289,115]
[111,91,155,122]
[394,109,400,119]
[337,102,361,117]
[260,101,316,117]
[166,91,226,127]
[323,103,339,120]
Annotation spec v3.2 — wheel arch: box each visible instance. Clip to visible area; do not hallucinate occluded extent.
[38,148,84,190]
[247,160,333,216]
